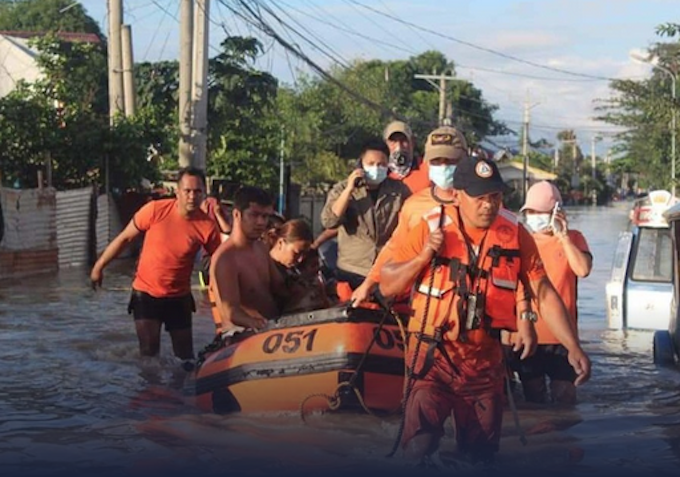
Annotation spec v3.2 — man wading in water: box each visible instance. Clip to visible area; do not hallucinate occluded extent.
[91,167,221,366]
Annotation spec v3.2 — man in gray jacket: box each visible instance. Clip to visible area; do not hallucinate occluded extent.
[321,139,411,290]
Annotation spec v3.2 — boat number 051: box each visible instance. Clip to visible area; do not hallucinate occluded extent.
[262,329,318,354]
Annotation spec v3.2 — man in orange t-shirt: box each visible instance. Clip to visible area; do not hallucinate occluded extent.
[507,181,592,405]
[379,156,591,465]
[91,167,221,364]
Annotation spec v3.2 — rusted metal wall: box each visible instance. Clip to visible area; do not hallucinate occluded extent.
[0,187,58,278]
[0,187,56,250]
[55,187,93,268]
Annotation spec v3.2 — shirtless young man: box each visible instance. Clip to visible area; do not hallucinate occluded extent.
[209,186,283,331]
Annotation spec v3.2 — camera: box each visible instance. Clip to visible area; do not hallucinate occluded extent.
[390,150,409,167]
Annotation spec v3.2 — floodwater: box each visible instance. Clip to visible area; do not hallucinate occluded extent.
[1,203,679,477]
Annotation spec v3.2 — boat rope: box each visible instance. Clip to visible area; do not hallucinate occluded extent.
[299,380,378,424]
[504,357,528,446]
[386,204,445,458]
[196,333,227,368]
[299,294,400,423]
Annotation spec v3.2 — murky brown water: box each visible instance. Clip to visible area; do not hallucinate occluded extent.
[1,203,679,477]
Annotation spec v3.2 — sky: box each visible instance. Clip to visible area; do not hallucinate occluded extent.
[80,0,677,155]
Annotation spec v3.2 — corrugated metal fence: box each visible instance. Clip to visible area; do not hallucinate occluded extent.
[95,193,125,257]
[0,187,58,278]
[298,194,327,237]
[0,187,123,278]
[0,187,56,250]
[55,187,94,268]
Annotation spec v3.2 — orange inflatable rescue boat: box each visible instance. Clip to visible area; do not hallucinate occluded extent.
[192,304,408,415]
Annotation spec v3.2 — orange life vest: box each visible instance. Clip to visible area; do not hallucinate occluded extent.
[409,206,521,342]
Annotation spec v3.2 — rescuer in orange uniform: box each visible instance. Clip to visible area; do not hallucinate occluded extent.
[380,156,591,465]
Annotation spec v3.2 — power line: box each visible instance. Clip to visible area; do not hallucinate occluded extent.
[344,0,625,82]
[276,0,418,56]
[255,0,352,69]
[219,0,404,121]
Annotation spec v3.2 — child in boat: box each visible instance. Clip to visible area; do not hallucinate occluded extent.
[283,247,332,313]
[267,218,332,314]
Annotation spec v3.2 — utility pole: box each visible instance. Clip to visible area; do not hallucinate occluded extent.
[414,72,467,125]
[521,90,541,203]
[178,0,194,169]
[121,25,136,117]
[591,135,602,180]
[191,0,210,171]
[107,0,124,124]
[278,127,285,215]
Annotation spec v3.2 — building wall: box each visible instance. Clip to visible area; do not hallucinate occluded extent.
[0,34,41,98]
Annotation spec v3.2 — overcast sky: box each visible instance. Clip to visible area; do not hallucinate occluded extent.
[81,0,676,154]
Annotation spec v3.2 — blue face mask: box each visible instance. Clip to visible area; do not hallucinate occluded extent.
[428,164,456,190]
[363,165,388,185]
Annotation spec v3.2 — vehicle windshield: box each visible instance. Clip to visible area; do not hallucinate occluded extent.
[630,227,673,282]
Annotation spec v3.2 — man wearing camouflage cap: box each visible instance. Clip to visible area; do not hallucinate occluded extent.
[383,120,430,193]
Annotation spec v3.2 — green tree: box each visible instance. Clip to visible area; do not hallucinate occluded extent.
[274,50,504,190]
[596,28,679,190]
[207,37,279,189]
[0,0,104,39]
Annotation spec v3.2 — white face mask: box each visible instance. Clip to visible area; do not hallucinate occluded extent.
[363,165,388,185]
[524,213,551,233]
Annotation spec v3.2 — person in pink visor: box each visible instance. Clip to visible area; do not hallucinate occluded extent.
[506,180,593,405]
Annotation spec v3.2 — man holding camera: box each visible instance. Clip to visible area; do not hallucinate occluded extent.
[384,120,430,194]
[320,139,411,290]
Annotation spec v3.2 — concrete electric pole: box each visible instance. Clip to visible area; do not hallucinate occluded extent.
[191,0,210,172]
[178,0,194,169]
[121,25,136,117]
[521,90,541,203]
[413,72,467,126]
[107,0,124,124]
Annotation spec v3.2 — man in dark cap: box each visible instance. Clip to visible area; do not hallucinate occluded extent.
[380,155,591,466]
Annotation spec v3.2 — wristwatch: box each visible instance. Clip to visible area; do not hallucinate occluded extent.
[520,310,538,323]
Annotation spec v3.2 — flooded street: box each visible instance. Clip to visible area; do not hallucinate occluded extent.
[1,203,680,477]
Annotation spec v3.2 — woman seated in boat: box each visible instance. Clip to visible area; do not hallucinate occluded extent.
[267,218,333,314]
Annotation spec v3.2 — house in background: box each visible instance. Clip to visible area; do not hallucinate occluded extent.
[0,32,42,98]
[0,31,100,98]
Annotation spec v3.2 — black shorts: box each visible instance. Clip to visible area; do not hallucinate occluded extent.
[504,344,577,383]
[128,289,196,331]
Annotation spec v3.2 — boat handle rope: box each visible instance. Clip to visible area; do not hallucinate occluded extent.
[504,353,528,446]
[386,205,445,458]
[299,292,402,423]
